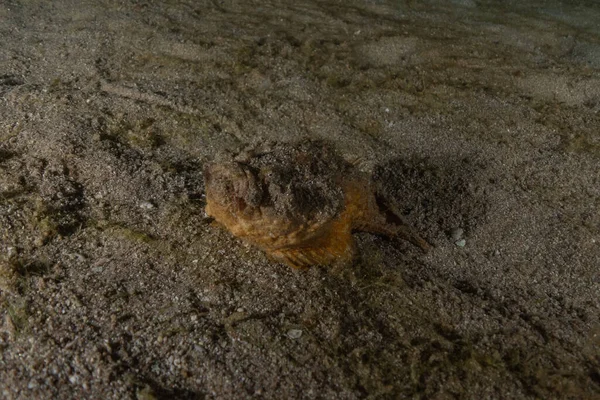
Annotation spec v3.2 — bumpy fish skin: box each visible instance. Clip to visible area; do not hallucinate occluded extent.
[204,140,429,269]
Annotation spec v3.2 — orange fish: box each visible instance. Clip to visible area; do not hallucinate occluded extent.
[204,140,430,269]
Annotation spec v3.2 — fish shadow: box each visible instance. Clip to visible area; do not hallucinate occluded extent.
[372,155,490,243]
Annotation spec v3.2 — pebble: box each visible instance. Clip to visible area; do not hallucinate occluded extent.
[287,329,303,339]
[139,201,155,210]
[455,239,467,247]
[449,227,464,241]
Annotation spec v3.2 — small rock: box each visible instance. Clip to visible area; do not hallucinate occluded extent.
[287,329,303,339]
[6,247,16,257]
[449,227,464,241]
[455,239,466,247]
[139,201,155,210]
[71,253,86,262]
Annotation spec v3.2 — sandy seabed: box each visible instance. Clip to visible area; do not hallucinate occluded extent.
[0,0,599,399]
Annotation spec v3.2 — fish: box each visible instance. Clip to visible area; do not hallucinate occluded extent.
[203,140,430,269]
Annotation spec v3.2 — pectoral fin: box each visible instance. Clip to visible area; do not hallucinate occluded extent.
[268,218,355,268]
[357,192,432,253]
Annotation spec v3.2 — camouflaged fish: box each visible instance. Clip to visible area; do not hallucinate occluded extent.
[203,140,430,269]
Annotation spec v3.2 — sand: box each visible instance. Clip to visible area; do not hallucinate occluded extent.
[0,0,599,398]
